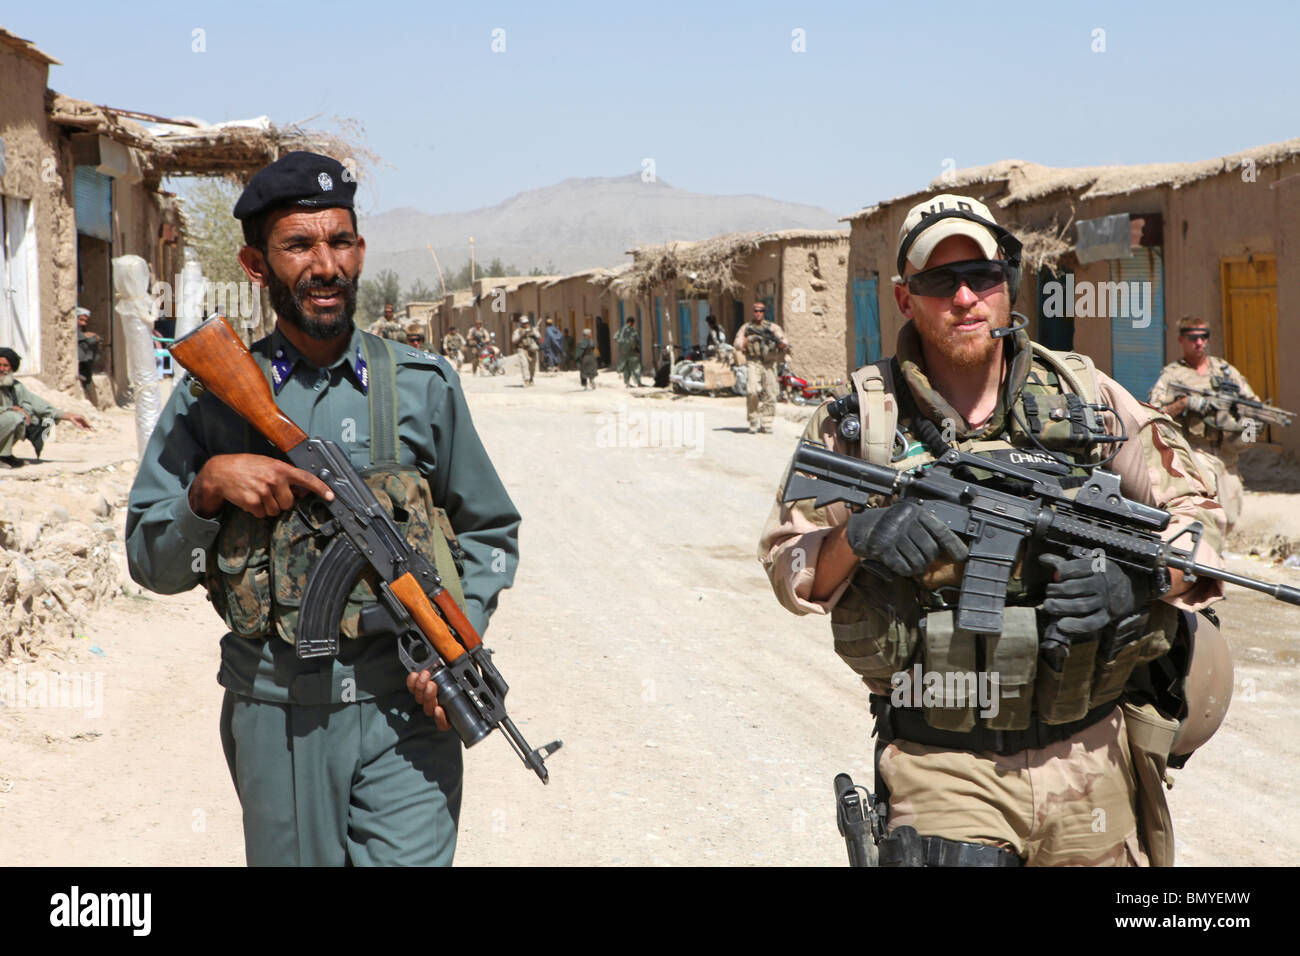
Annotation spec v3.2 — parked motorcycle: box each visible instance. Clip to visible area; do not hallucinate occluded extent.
[777,358,842,406]
[670,344,747,396]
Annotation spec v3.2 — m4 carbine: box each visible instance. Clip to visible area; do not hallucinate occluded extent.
[782,441,1300,658]
[1168,379,1294,428]
[170,316,561,783]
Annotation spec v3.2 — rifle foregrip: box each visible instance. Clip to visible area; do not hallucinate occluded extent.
[169,316,308,453]
[389,573,466,664]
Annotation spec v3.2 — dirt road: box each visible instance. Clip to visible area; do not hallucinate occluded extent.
[2,365,1298,865]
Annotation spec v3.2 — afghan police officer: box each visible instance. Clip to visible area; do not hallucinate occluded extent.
[1148,316,1261,532]
[734,302,789,433]
[466,319,490,375]
[125,151,522,867]
[760,194,1229,866]
[615,316,642,387]
[441,325,466,372]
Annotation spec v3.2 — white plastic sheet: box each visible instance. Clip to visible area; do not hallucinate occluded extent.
[112,254,161,458]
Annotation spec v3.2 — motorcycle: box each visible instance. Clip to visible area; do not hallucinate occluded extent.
[777,358,842,406]
[669,343,747,396]
[479,344,505,375]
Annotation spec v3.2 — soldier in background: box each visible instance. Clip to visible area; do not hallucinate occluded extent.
[441,326,466,372]
[466,319,490,375]
[371,303,407,342]
[77,307,101,386]
[1149,315,1260,532]
[512,316,542,386]
[734,302,789,433]
[615,316,642,387]
[405,322,429,351]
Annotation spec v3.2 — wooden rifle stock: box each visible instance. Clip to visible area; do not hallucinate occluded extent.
[169,316,309,453]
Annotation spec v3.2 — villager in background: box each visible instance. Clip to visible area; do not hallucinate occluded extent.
[512,316,542,386]
[0,347,92,467]
[542,317,564,372]
[615,316,642,387]
[1149,316,1263,533]
[734,302,788,433]
[76,307,101,386]
[760,194,1229,867]
[441,325,466,372]
[576,328,598,390]
[705,315,726,355]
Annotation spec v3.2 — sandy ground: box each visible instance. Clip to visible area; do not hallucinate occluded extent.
[2,364,1298,866]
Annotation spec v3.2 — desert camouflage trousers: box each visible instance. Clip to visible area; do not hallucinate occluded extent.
[1189,446,1242,532]
[519,348,538,384]
[747,362,779,431]
[878,707,1149,866]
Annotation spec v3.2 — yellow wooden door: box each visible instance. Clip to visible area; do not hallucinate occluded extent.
[1221,256,1278,403]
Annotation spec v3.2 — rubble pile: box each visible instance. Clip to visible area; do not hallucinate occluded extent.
[0,462,138,660]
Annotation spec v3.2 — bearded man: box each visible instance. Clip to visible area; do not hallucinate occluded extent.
[125,151,521,866]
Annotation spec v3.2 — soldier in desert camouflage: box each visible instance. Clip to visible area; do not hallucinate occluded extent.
[760,194,1228,867]
[1148,315,1262,532]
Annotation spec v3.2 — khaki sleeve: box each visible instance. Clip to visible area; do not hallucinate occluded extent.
[1097,371,1226,610]
[757,405,856,615]
[1146,367,1177,407]
[733,326,747,350]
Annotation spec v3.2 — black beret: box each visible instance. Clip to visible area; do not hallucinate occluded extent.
[233,151,356,221]
[0,347,20,371]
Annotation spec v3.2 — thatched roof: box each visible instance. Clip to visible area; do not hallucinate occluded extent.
[541,267,620,289]
[612,229,848,298]
[846,138,1300,221]
[45,92,376,189]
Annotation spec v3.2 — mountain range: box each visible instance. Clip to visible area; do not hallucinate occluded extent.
[360,173,843,290]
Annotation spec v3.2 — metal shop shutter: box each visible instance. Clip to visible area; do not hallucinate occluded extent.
[74,166,113,241]
[1110,247,1165,400]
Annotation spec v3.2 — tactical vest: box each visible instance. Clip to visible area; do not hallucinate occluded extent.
[202,334,467,650]
[831,343,1179,734]
[743,323,782,363]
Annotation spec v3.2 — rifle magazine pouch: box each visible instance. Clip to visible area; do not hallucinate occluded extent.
[1035,634,1098,724]
[831,571,921,682]
[204,506,273,639]
[980,607,1039,731]
[1121,700,1178,867]
[1092,602,1177,708]
[921,611,978,733]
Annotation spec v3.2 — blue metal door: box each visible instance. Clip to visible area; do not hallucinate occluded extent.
[677,300,692,353]
[696,300,711,347]
[1110,248,1165,400]
[653,297,662,358]
[853,277,880,368]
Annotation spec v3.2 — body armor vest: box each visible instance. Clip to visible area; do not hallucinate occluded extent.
[202,334,466,649]
[831,344,1178,734]
[743,323,782,363]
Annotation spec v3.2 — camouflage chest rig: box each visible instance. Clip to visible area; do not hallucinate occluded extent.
[202,333,466,650]
[832,342,1180,739]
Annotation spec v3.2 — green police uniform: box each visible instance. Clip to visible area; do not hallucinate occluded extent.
[125,324,522,865]
[615,323,641,386]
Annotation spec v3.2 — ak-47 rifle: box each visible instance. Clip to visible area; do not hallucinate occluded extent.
[1168,379,1294,428]
[170,316,561,783]
[782,440,1300,662]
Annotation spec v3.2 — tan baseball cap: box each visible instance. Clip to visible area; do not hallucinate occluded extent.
[896,194,1002,276]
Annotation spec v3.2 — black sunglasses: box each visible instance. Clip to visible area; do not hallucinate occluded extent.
[906,259,1012,297]
[1183,332,1210,341]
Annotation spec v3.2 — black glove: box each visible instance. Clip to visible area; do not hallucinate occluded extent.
[1038,553,1150,637]
[845,501,969,578]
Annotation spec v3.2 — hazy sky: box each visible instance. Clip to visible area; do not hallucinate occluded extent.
[10,1,1300,219]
